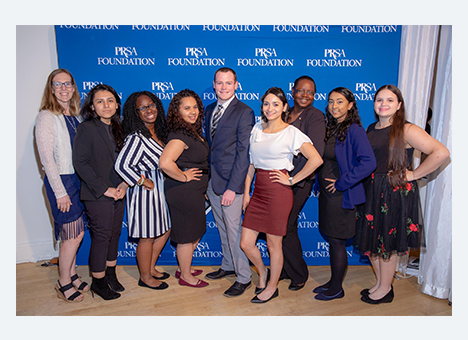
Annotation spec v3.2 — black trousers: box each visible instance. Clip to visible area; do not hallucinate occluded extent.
[281,179,314,284]
[84,199,125,273]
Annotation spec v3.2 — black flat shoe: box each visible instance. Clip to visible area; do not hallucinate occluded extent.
[314,289,344,301]
[152,272,170,280]
[251,288,279,303]
[361,286,394,304]
[138,279,169,290]
[313,284,329,294]
[288,282,305,291]
[360,288,370,297]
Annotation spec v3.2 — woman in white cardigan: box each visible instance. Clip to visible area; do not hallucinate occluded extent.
[35,69,88,303]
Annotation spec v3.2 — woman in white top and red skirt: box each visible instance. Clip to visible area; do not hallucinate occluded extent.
[241,87,323,303]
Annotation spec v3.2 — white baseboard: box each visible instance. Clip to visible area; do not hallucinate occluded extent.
[16,241,59,264]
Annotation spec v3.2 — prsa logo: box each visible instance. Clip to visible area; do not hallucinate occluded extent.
[287,82,326,103]
[354,82,377,101]
[168,47,225,66]
[302,242,330,258]
[97,46,155,66]
[237,47,294,67]
[256,239,270,258]
[203,82,259,102]
[297,212,319,229]
[79,81,123,101]
[117,241,137,258]
[192,241,224,258]
[151,81,177,101]
[307,48,362,68]
[80,81,103,100]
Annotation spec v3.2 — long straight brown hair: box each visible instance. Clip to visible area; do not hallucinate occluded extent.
[374,85,408,188]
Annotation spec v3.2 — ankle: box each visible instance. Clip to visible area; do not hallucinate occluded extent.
[106,265,117,277]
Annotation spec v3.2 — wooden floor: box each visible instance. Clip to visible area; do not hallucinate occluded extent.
[16,262,451,316]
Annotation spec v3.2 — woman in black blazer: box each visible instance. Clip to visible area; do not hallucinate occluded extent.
[73,84,127,300]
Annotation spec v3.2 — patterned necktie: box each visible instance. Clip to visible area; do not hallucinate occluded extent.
[211,104,224,139]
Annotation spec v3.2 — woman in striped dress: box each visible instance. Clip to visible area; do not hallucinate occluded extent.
[115,91,171,290]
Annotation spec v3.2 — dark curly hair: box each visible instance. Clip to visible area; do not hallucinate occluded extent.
[122,91,167,143]
[81,84,125,152]
[166,89,205,140]
[325,87,362,143]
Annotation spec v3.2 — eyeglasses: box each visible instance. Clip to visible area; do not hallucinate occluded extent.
[294,89,314,96]
[51,81,74,89]
[137,103,157,113]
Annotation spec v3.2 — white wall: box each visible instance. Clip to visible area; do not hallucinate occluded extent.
[17,25,59,263]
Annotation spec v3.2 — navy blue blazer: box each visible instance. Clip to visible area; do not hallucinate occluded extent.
[334,123,376,209]
[204,97,255,195]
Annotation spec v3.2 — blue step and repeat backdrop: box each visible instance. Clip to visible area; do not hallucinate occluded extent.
[55,24,401,266]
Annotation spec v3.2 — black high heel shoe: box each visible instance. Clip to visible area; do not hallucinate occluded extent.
[361,286,394,304]
[106,266,125,292]
[255,268,270,294]
[90,276,121,300]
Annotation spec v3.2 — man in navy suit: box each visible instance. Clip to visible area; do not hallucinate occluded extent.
[204,67,255,297]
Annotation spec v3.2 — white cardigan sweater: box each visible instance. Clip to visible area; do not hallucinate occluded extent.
[35,110,83,198]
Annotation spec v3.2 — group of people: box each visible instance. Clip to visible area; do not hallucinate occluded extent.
[35,66,449,306]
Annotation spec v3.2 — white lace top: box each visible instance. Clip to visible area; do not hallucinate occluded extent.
[35,110,83,198]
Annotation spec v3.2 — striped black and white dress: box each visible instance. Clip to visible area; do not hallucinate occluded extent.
[115,132,171,238]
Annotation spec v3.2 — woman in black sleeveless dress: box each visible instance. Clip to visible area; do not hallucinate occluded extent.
[160,89,210,288]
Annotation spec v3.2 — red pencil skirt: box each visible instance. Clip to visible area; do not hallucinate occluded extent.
[242,169,293,236]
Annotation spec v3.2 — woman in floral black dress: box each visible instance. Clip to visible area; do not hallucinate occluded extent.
[354,85,449,304]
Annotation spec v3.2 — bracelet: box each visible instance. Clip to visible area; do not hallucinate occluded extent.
[137,174,145,186]
[288,176,294,186]
[183,173,188,183]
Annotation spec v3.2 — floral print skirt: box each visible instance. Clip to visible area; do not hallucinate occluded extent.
[354,172,421,259]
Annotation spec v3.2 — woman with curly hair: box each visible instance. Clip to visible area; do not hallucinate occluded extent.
[73,84,127,300]
[159,89,210,288]
[354,85,449,304]
[35,69,88,303]
[115,91,171,290]
[314,87,376,301]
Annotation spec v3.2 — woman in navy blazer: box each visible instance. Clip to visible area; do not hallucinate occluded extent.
[314,87,376,301]
[73,84,127,300]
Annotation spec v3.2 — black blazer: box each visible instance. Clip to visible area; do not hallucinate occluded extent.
[289,105,326,184]
[72,118,123,202]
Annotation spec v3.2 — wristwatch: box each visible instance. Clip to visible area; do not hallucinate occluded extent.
[288,177,294,186]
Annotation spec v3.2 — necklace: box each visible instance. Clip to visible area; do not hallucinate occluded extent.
[64,114,77,132]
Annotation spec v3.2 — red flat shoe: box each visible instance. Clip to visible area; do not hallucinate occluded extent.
[178,277,209,288]
[175,269,203,279]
